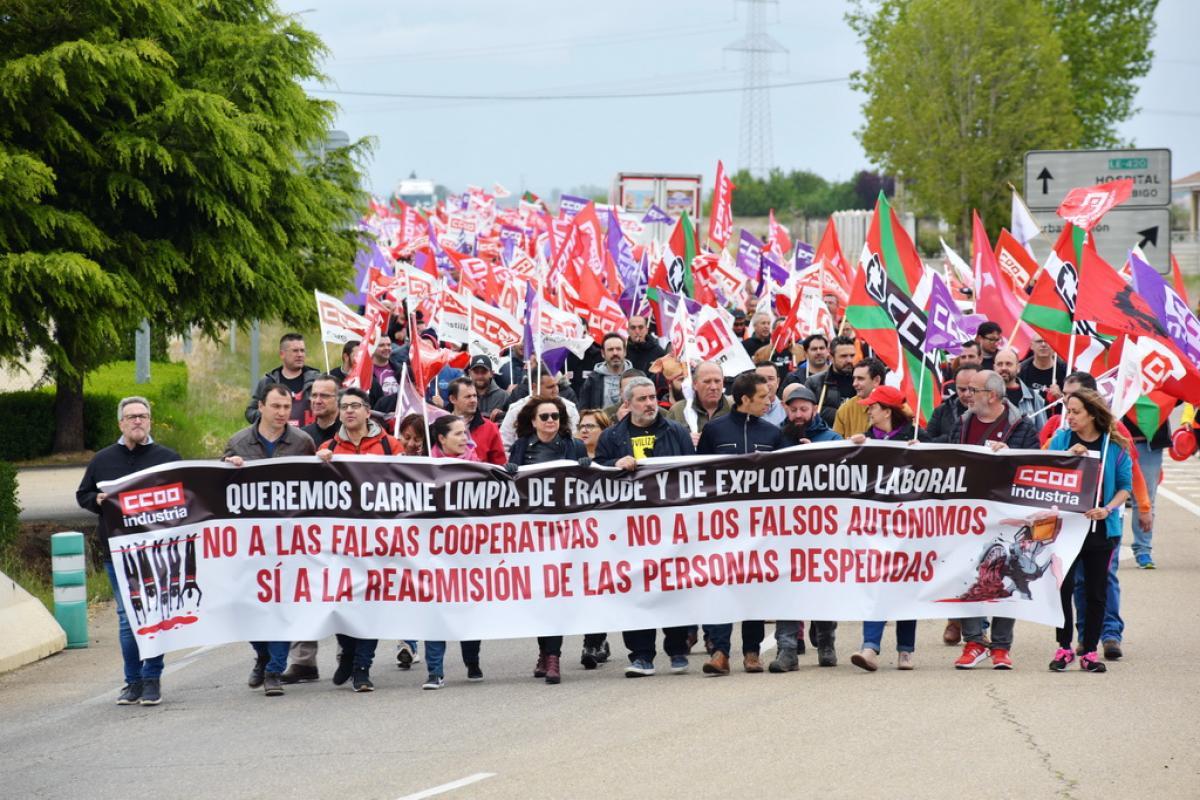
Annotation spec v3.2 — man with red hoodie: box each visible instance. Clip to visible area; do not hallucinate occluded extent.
[316,387,403,692]
[447,377,506,466]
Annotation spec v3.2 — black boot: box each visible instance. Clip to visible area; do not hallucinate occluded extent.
[815,621,837,667]
[248,653,268,688]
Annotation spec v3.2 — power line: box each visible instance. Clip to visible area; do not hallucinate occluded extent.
[309,76,850,102]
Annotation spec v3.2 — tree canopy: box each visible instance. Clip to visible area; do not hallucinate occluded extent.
[727,168,886,218]
[0,0,369,450]
[850,0,1081,240]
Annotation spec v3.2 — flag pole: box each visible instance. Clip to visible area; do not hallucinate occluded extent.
[395,364,407,439]
[913,349,931,443]
[322,341,331,374]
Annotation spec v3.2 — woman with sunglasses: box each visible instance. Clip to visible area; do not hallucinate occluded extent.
[508,396,589,684]
[422,415,484,690]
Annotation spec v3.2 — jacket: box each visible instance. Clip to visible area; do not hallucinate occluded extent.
[500,395,580,449]
[785,413,842,444]
[804,369,854,427]
[579,359,633,410]
[318,420,402,456]
[866,422,929,443]
[245,365,321,423]
[1006,379,1047,431]
[949,400,1040,450]
[1047,428,1133,538]
[508,433,588,465]
[926,396,967,444]
[468,413,507,466]
[595,413,696,465]
[223,424,316,461]
[627,338,667,374]
[666,395,731,433]
[833,399,871,438]
[76,439,181,560]
[476,380,509,417]
[696,410,784,455]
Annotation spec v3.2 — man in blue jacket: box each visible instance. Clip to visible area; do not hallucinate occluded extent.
[696,371,784,675]
[595,376,695,677]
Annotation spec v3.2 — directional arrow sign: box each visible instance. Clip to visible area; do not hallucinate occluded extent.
[1024,148,1171,210]
[1027,207,1173,275]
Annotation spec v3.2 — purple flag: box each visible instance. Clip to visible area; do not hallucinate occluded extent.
[762,253,789,287]
[346,236,391,306]
[558,194,589,219]
[1131,251,1200,365]
[736,229,764,280]
[606,210,644,316]
[793,241,815,273]
[925,272,984,354]
[642,204,674,225]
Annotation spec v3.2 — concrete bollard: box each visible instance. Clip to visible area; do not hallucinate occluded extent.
[51,532,89,649]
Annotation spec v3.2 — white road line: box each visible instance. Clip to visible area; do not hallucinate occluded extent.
[1160,487,1200,518]
[396,773,496,800]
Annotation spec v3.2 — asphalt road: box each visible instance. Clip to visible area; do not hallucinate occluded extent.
[3,464,1199,800]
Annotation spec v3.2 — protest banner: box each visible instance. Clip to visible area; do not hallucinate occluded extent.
[100,442,1099,658]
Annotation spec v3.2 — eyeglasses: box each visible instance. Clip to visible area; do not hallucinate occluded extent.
[980,335,1002,343]
[122,413,151,421]
[537,412,560,422]
[957,387,976,394]
[339,402,367,411]
[578,423,598,431]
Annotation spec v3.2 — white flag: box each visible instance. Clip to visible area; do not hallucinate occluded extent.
[314,290,369,345]
[1011,190,1041,258]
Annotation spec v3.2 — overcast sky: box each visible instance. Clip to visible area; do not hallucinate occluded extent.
[280,0,1200,199]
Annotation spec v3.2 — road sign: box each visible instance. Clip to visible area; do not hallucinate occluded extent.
[1028,207,1172,274]
[1024,148,1171,210]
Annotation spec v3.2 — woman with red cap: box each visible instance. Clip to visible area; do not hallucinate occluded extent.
[848,385,927,670]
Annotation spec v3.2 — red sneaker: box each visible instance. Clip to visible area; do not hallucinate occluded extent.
[954,641,989,669]
[991,648,1013,670]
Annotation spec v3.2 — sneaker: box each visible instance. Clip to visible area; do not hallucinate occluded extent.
[702,651,730,676]
[116,683,143,706]
[352,667,375,692]
[817,643,837,667]
[943,620,962,645]
[544,654,561,685]
[768,648,799,673]
[743,652,764,673]
[263,672,285,697]
[139,679,162,706]
[897,651,914,670]
[280,664,319,684]
[1049,647,1075,671]
[954,642,990,670]
[1135,553,1156,569]
[465,662,484,682]
[332,654,353,686]
[850,648,878,672]
[248,654,268,688]
[625,658,655,678]
[669,655,689,674]
[991,648,1013,670]
[422,674,445,690]
[1103,639,1123,661]
[1079,651,1107,673]
[534,653,548,678]
[396,642,414,670]
[580,647,599,670]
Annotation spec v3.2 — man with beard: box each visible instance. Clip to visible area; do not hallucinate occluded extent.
[742,312,772,357]
[580,333,633,410]
[802,335,857,427]
[833,357,886,438]
[625,315,667,374]
[769,383,841,670]
[927,366,978,444]
[994,347,1046,429]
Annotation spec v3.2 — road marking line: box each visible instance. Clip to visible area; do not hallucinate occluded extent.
[1160,487,1200,518]
[396,772,496,800]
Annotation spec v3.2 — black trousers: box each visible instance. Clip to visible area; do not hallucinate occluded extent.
[1057,529,1115,653]
[537,636,562,656]
[582,632,608,648]
[623,626,690,662]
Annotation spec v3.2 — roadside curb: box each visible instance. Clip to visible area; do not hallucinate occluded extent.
[0,569,66,674]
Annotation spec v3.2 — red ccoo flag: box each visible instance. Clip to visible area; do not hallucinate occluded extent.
[1055,178,1133,231]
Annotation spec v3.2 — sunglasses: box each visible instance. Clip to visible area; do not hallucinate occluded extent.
[537,412,560,422]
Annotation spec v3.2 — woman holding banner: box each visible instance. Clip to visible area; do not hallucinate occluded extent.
[848,386,925,670]
[422,415,484,690]
[509,397,590,684]
[1046,389,1132,674]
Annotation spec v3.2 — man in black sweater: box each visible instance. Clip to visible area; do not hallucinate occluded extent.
[76,396,181,707]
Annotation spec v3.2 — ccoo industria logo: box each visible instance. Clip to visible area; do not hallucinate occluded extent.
[118,482,190,527]
[1009,466,1084,508]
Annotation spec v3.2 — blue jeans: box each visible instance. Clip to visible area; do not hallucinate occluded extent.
[703,621,766,656]
[335,634,378,670]
[861,620,916,653]
[1131,442,1162,557]
[250,641,289,673]
[424,640,481,677]
[1074,539,1123,642]
[105,561,164,684]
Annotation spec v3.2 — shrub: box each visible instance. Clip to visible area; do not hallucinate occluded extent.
[0,461,18,550]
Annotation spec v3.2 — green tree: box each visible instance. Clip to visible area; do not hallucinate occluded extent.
[850,0,1080,243]
[1047,0,1158,148]
[0,1,369,451]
